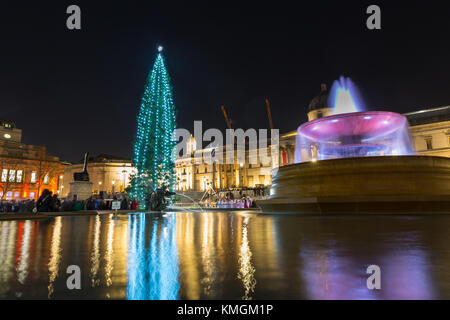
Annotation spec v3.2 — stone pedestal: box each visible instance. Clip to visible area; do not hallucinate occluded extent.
[67,181,93,201]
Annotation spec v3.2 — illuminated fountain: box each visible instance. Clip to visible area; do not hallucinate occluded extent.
[295,77,414,162]
[259,77,450,214]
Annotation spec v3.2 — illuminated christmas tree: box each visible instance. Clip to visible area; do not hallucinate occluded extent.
[131,47,177,203]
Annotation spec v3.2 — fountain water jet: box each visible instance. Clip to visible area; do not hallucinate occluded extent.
[330,76,363,115]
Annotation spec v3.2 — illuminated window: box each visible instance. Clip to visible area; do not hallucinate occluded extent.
[31,172,37,183]
[1,169,7,182]
[44,174,49,185]
[8,170,16,182]
[425,137,433,150]
[14,192,19,198]
[259,175,265,184]
[6,192,12,200]
[16,170,23,183]
[29,192,35,199]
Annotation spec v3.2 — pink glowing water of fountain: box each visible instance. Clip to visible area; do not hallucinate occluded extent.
[294,77,415,163]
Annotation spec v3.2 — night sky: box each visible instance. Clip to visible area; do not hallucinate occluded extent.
[1,1,450,162]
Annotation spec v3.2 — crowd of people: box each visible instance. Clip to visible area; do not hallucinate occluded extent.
[0,186,268,214]
[201,187,265,209]
[0,188,139,214]
[213,197,257,209]
[0,199,36,213]
[217,186,269,200]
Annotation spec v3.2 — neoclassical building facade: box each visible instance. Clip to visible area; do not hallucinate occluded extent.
[175,137,276,192]
[0,119,66,200]
[405,106,450,158]
[60,154,136,197]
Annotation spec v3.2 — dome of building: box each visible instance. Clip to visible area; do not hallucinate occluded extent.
[308,84,329,111]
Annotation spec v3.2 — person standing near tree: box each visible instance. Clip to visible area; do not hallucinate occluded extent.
[131,199,138,210]
[36,189,52,212]
[50,194,61,212]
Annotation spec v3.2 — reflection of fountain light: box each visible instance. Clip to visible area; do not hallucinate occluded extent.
[48,217,62,298]
[300,245,434,299]
[90,215,101,287]
[300,248,358,300]
[237,217,256,300]
[17,221,32,284]
[380,251,434,299]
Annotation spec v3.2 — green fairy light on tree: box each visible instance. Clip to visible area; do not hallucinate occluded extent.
[130,46,177,204]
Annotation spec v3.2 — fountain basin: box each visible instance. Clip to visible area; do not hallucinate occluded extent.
[258,156,450,214]
[295,111,415,162]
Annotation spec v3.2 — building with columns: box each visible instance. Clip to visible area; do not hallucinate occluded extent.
[175,138,276,192]
[0,119,66,200]
[405,106,450,158]
[60,154,136,197]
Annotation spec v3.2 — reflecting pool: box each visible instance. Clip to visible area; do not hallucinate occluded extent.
[1,212,450,299]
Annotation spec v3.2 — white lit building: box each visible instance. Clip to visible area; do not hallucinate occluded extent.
[60,154,136,197]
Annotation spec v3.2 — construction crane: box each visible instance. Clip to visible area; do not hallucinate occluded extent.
[265,98,274,130]
[220,105,238,189]
[220,105,232,129]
